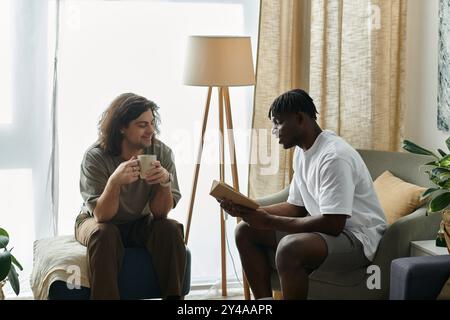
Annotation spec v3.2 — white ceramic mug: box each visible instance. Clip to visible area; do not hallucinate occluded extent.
[138,154,157,179]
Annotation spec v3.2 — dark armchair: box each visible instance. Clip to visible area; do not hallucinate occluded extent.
[390,255,450,300]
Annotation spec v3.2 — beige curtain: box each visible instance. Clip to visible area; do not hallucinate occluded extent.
[248,0,311,198]
[310,0,406,151]
[249,0,406,198]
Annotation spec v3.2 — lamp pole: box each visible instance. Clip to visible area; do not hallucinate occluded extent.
[183,36,254,299]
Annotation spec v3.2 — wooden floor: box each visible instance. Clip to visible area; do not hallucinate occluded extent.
[185,287,247,300]
[4,283,254,300]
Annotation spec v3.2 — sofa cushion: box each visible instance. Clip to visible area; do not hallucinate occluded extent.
[374,170,427,225]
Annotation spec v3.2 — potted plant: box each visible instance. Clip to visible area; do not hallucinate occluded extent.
[403,139,450,252]
[0,227,23,299]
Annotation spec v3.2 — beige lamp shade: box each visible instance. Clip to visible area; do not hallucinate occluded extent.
[183,36,255,87]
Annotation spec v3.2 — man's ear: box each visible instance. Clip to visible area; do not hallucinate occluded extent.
[294,112,304,125]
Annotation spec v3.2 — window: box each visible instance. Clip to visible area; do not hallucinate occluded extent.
[0,1,56,298]
[0,0,12,124]
[0,169,34,296]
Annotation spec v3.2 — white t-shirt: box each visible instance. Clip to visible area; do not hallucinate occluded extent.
[287,130,387,261]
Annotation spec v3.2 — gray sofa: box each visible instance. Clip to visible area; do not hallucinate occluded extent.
[255,149,442,299]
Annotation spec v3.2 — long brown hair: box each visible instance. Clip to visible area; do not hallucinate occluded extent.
[98,93,160,155]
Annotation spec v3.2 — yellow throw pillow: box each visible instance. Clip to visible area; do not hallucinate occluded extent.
[373,170,427,225]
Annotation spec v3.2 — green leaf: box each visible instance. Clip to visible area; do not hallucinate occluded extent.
[440,154,450,167]
[0,250,11,281]
[428,192,450,212]
[438,149,448,157]
[421,187,440,200]
[424,160,438,166]
[446,136,450,152]
[10,254,22,271]
[402,140,439,158]
[432,167,450,176]
[0,228,9,238]
[8,264,20,296]
[427,168,450,187]
[0,228,9,248]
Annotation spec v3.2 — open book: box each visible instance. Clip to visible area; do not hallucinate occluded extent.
[209,180,260,210]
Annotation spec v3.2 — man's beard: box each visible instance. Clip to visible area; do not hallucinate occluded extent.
[127,140,151,151]
[140,137,154,148]
[138,140,152,149]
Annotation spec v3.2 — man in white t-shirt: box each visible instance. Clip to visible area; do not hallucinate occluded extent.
[220,89,387,300]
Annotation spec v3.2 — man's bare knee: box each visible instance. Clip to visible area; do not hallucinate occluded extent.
[275,235,304,272]
[235,221,253,247]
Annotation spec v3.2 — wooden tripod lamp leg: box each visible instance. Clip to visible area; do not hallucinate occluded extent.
[223,87,251,300]
[223,87,239,188]
[185,87,212,245]
[218,87,227,296]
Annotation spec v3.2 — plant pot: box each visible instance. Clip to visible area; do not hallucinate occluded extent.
[443,209,450,254]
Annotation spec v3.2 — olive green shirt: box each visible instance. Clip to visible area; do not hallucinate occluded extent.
[79,138,182,224]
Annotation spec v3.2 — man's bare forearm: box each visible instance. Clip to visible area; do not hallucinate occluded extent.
[268,214,347,236]
[149,185,173,218]
[262,202,308,218]
[93,178,121,223]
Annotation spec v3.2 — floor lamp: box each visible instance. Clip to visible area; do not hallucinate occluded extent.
[183,36,254,299]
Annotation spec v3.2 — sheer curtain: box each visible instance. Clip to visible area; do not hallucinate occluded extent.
[248,0,311,198]
[310,0,407,151]
[249,0,407,199]
[0,0,57,297]
[56,0,259,290]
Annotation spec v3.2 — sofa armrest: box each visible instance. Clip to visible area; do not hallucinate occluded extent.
[390,255,450,300]
[255,186,290,207]
[375,208,441,263]
[372,207,442,291]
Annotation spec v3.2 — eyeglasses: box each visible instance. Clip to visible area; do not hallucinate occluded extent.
[271,123,280,135]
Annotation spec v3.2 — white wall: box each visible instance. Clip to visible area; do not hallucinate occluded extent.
[404,0,448,151]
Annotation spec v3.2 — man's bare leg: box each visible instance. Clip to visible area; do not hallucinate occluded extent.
[235,222,278,299]
[275,233,327,299]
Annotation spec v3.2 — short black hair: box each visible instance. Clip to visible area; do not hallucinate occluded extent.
[268,89,318,120]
